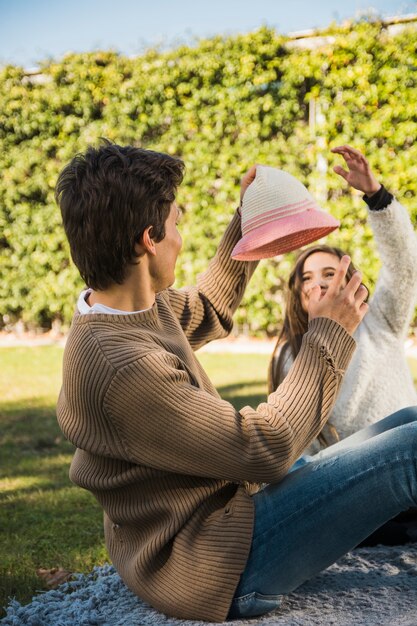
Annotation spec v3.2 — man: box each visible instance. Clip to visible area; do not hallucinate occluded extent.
[56,141,369,621]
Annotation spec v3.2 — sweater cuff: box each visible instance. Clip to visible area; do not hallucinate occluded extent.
[363,185,393,211]
[306,317,356,373]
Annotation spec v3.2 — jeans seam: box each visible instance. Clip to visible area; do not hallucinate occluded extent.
[232,591,282,603]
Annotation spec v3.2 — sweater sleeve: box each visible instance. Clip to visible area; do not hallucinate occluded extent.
[366,197,417,336]
[166,211,258,350]
[104,317,355,484]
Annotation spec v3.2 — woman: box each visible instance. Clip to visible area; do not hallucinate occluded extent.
[269,145,417,453]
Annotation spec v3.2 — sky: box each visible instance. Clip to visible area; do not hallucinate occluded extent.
[0,0,416,68]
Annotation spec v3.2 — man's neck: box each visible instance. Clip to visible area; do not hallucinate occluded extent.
[88,274,155,313]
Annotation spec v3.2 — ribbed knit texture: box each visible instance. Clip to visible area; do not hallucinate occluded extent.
[57,211,355,622]
[274,198,417,454]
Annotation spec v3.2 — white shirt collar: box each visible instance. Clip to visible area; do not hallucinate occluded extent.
[77,289,151,315]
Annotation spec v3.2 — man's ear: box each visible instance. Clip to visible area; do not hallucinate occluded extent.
[136,226,157,256]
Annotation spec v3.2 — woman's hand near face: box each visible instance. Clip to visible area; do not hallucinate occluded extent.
[331,145,381,197]
[308,255,368,335]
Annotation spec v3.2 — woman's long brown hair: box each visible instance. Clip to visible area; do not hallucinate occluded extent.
[267,244,361,448]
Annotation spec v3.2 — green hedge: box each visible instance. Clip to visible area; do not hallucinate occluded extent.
[1,20,417,334]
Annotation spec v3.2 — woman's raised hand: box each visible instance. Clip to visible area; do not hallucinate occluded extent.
[331,145,381,197]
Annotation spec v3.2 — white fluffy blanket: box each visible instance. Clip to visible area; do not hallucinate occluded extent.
[2,545,417,625]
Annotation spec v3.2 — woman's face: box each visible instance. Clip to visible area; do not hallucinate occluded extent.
[299,251,346,313]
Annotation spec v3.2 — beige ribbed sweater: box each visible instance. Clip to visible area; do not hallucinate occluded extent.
[57,212,355,622]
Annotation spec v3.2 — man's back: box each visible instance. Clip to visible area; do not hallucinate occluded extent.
[57,289,254,622]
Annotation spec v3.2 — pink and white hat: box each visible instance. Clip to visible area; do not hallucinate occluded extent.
[231,166,339,261]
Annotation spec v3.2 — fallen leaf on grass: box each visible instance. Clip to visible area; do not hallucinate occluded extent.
[36,567,74,588]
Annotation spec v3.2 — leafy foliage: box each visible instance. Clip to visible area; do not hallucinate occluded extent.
[1,20,417,333]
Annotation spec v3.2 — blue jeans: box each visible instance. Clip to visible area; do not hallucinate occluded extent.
[228,407,417,619]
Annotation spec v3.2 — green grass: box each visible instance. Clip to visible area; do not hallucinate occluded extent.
[0,346,110,616]
[0,345,269,615]
[2,344,417,616]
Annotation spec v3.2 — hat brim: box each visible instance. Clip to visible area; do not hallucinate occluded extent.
[231,209,340,261]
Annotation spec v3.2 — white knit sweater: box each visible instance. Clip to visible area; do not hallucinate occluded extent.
[278,197,417,453]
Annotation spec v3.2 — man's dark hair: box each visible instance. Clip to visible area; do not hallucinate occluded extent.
[55,142,185,290]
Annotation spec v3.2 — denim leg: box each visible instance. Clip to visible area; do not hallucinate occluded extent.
[312,406,417,458]
[290,406,417,473]
[229,407,417,619]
